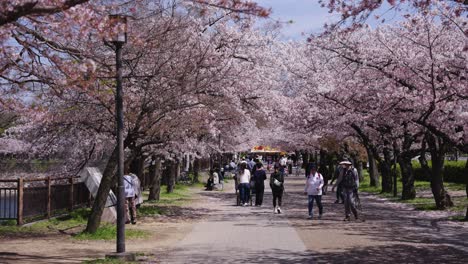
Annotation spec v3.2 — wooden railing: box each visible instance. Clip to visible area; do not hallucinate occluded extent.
[0,176,89,225]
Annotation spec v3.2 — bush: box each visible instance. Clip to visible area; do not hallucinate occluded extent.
[412,160,466,184]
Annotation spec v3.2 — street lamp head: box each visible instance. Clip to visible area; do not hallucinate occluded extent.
[108,14,128,44]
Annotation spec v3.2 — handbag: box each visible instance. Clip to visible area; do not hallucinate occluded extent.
[273,178,282,187]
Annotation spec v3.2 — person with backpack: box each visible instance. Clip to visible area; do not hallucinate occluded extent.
[304,163,324,220]
[330,162,344,204]
[332,160,360,221]
[270,164,284,214]
[124,173,138,224]
[253,162,267,206]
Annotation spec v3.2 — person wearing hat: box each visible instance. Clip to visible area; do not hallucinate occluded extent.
[304,163,324,219]
[332,160,360,221]
[270,164,284,214]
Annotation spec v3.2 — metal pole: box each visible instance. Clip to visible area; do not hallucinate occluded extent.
[393,147,398,198]
[115,42,126,253]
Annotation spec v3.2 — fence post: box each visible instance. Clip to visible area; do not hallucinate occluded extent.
[47,177,51,219]
[69,177,74,211]
[17,177,23,226]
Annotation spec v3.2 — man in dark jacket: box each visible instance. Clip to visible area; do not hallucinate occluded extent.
[270,164,285,214]
[332,160,360,221]
[253,162,267,206]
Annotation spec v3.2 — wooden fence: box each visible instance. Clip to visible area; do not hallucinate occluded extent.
[0,176,90,225]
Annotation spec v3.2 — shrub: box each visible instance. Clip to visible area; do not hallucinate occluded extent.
[412,160,466,184]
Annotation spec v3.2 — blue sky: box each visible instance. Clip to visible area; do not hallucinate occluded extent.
[255,0,338,40]
[254,0,405,41]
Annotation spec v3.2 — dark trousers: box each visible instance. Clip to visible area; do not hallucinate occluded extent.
[308,195,323,216]
[255,184,265,206]
[239,183,250,204]
[343,188,358,218]
[272,189,283,207]
[336,184,344,202]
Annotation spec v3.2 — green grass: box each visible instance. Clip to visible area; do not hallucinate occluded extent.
[138,182,202,217]
[448,215,468,222]
[0,208,149,241]
[359,170,467,213]
[74,224,149,241]
[0,208,90,236]
[0,224,43,236]
[144,183,198,207]
[137,205,166,217]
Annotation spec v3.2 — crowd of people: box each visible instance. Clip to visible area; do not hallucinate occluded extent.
[122,154,361,225]
[209,155,362,221]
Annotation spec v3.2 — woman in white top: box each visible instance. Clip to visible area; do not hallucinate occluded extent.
[304,163,324,219]
[237,162,251,206]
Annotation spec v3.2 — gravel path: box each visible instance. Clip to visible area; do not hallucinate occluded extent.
[159,173,467,264]
[159,180,310,263]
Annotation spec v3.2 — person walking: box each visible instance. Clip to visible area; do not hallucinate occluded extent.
[279,156,287,175]
[332,160,360,221]
[270,164,284,214]
[124,173,137,224]
[330,162,344,203]
[237,162,251,206]
[287,157,293,175]
[253,162,267,206]
[304,164,324,220]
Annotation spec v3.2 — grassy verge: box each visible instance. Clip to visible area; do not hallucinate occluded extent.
[74,225,148,240]
[1,181,202,238]
[1,208,150,240]
[359,170,467,218]
[138,182,202,217]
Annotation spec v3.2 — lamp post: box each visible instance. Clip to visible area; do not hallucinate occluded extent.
[108,14,127,254]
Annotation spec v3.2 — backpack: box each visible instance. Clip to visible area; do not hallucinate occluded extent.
[342,169,356,188]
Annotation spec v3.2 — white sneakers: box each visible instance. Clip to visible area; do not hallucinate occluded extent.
[277,207,282,214]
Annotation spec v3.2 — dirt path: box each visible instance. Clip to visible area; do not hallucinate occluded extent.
[158,174,467,264]
[283,175,468,263]
[157,179,309,263]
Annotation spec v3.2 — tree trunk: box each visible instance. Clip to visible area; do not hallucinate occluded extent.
[85,145,119,233]
[193,158,200,183]
[148,157,161,201]
[465,159,468,220]
[380,147,393,193]
[130,155,145,189]
[423,134,453,209]
[318,149,329,178]
[175,159,181,184]
[349,153,363,181]
[399,156,416,200]
[302,150,309,169]
[367,147,380,187]
[166,160,176,193]
[356,161,363,182]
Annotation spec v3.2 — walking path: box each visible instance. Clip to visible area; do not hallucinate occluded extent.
[159,173,468,264]
[159,183,309,263]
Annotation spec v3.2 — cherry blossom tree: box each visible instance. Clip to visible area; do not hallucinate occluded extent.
[280,6,466,208]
